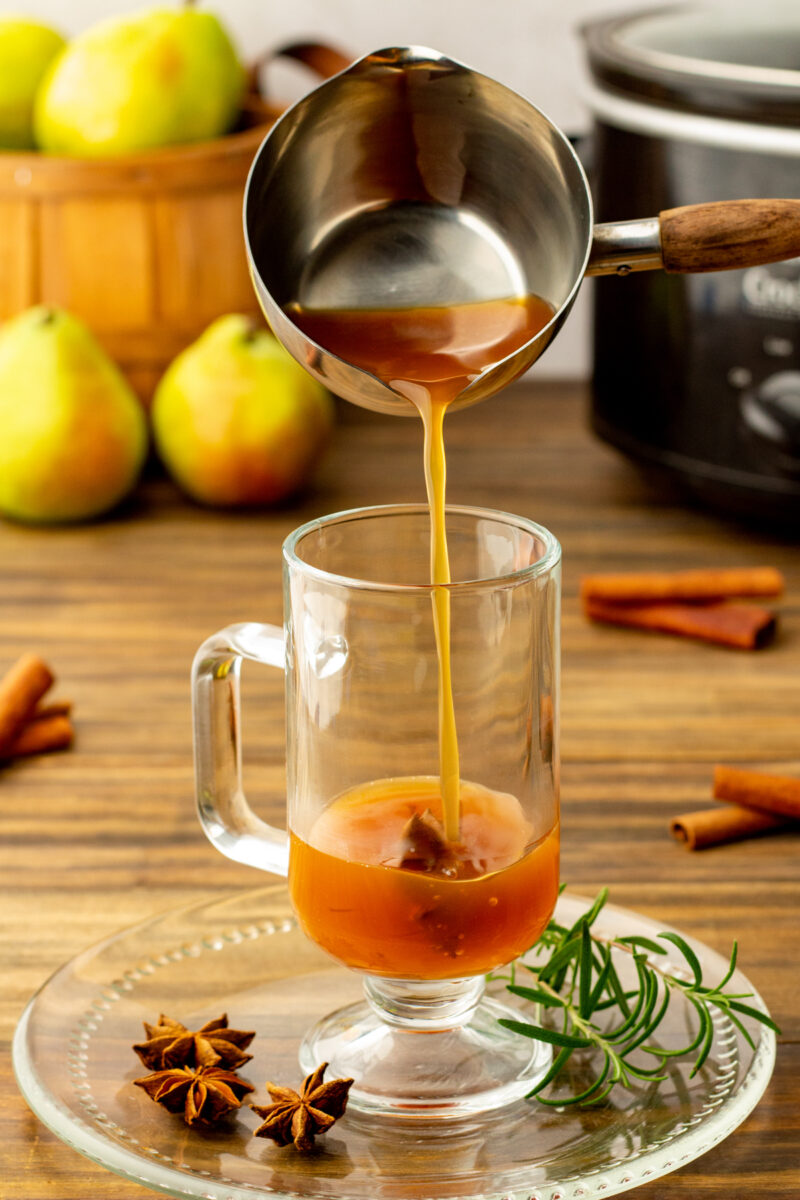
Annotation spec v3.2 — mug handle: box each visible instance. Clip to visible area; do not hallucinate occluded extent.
[192,622,289,876]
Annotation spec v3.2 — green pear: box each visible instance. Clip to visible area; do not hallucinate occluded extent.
[0,307,148,523]
[152,315,334,507]
[0,16,65,149]
[34,7,245,156]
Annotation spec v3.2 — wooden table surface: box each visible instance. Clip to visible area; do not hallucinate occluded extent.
[2,381,798,1198]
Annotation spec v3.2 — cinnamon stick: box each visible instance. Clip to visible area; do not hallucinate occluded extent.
[3,714,73,759]
[713,765,800,820]
[670,804,789,850]
[584,598,776,650]
[31,699,72,720]
[0,654,54,752]
[581,566,784,606]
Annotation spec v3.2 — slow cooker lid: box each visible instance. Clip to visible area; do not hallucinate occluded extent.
[583,3,800,126]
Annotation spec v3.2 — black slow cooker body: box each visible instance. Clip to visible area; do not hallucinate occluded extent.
[583,5,800,523]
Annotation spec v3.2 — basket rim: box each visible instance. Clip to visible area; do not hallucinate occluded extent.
[0,112,282,193]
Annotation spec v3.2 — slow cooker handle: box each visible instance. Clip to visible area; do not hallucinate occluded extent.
[587,198,800,277]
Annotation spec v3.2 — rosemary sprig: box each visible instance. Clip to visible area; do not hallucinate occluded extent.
[492,886,780,1107]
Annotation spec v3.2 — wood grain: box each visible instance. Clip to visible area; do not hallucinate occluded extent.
[1,381,798,1198]
[660,198,800,274]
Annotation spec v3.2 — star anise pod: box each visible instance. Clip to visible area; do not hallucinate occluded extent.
[134,1064,255,1127]
[133,1013,255,1070]
[251,1062,354,1151]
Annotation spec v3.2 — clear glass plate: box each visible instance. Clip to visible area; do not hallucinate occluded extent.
[13,885,776,1200]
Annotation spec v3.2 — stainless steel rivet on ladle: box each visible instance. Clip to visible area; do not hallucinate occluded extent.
[244,45,800,416]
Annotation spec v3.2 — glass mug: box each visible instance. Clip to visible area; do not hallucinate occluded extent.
[192,503,561,1116]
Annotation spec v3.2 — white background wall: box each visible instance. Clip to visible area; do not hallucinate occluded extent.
[16,0,675,377]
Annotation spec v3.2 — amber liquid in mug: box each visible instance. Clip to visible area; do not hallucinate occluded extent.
[286,295,557,977]
[290,777,560,979]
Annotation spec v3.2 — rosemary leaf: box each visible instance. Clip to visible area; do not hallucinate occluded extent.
[578,924,592,1018]
[726,1001,781,1033]
[526,1046,573,1098]
[716,940,739,993]
[617,935,668,957]
[659,932,703,987]
[498,1018,592,1049]
[507,984,566,1008]
[498,885,779,1108]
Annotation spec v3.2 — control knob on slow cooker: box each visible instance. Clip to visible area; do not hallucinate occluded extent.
[739,372,800,478]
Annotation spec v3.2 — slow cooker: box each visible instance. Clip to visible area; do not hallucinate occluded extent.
[581,4,800,523]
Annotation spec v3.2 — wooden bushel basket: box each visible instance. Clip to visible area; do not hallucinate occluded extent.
[0,43,348,404]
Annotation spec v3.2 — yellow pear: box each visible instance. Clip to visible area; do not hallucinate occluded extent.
[0,16,65,149]
[152,315,334,507]
[0,307,148,523]
[34,7,245,156]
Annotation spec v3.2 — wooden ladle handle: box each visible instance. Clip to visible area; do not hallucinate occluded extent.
[660,199,800,273]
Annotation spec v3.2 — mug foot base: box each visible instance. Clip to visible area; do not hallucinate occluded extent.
[299,993,551,1118]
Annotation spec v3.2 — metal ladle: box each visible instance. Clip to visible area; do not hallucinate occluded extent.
[244,45,800,416]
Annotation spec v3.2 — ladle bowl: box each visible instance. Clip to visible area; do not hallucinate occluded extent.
[244,45,800,415]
